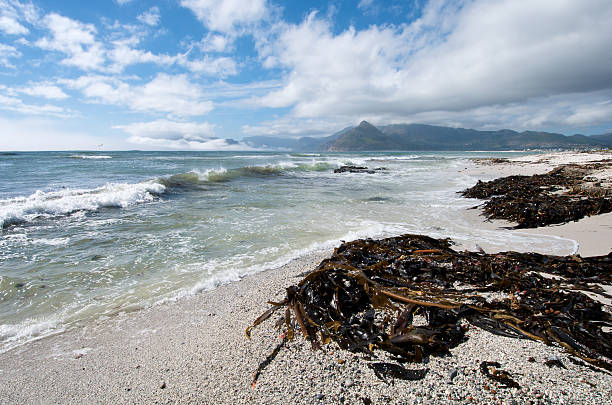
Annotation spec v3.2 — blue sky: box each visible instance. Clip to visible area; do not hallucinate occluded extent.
[1,0,611,150]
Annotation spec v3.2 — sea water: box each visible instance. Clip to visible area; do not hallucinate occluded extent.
[0,151,576,351]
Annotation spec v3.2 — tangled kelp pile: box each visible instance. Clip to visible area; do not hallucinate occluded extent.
[248,235,612,384]
[462,163,612,228]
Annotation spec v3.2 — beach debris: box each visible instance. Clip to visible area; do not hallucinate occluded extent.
[251,336,288,388]
[462,163,612,228]
[367,362,428,383]
[247,234,612,383]
[544,355,566,369]
[479,361,520,389]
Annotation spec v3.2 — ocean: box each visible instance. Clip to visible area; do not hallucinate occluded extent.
[0,151,577,352]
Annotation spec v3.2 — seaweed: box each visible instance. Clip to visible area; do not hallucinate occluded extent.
[248,234,612,382]
[334,166,386,174]
[479,361,520,388]
[462,163,612,228]
[367,362,428,383]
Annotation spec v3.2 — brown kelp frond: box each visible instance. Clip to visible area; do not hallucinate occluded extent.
[245,299,287,339]
[247,234,612,382]
[461,163,612,228]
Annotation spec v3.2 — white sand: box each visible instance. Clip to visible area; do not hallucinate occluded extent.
[1,151,611,404]
[464,150,612,257]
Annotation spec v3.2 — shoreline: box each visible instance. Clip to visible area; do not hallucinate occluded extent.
[461,150,612,257]
[1,151,611,404]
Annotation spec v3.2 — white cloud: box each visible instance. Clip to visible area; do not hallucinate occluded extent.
[116,119,251,150]
[20,84,69,100]
[63,73,214,117]
[0,93,68,116]
[36,13,105,70]
[180,0,267,33]
[357,0,375,13]
[179,55,237,77]
[242,117,344,137]
[114,0,133,5]
[116,119,214,140]
[107,38,176,72]
[137,7,160,27]
[0,0,38,35]
[198,33,233,52]
[566,100,612,126]
[0,15,28,35]
[0,43,20,67]
[256,0,612,132]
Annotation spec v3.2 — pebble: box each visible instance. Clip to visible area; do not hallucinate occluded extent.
[344,378,355,388]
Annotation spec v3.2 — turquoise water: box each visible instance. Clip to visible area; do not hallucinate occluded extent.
[0,151,576,351]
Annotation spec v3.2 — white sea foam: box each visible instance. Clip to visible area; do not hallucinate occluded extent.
[178,220,399,301]
[69,155,112,159]
[0,318,64,354]
[0,181,166,229]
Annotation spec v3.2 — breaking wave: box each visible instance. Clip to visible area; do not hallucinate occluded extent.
[69,155,112,159]
[0,182,166,229]
[158,162,334,189]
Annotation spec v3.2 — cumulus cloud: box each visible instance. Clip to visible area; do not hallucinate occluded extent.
[137,7,161,27]
[0,15,28,35]
[62,73,214,117]
[107,38,176,73]
[35,13,105,70]
[255,0,612,132]
[116,119,251,150]
[0,0,38,35]
[20,83,69,99]
[180,0,268,33]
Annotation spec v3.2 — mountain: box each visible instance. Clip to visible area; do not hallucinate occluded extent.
[323,121,389,151]
[243,122,612,151]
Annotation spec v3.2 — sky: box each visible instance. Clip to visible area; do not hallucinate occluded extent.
[0,0,611,150]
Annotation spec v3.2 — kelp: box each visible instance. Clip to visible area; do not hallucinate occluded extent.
[462,163,612,228]
[248,234,612,383]
[479,361,520,389]
[334,166,386,174]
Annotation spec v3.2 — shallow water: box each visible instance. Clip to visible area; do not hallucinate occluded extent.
[0,151,576,351]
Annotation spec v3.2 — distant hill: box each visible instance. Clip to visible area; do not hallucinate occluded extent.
[243,121,612,151]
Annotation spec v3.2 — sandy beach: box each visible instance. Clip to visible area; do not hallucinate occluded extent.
[1,151,611,405]
[462,150,612,256]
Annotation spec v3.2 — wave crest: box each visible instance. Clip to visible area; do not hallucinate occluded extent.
[159,162,334,189]
[0,182,165,229]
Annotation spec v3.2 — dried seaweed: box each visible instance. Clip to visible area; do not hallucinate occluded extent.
[480,361,520,388]
[461,164,612,228]
[248,234,612,381]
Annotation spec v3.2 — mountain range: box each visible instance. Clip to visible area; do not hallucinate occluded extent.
[243,121,612,151]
